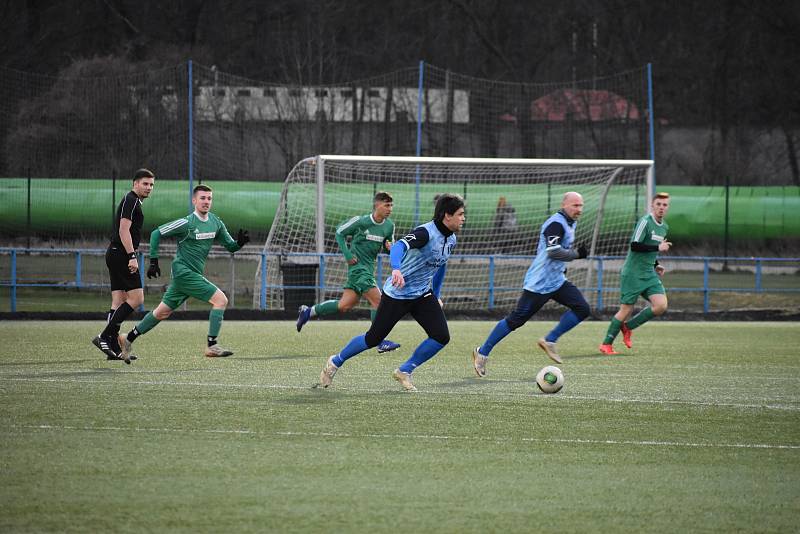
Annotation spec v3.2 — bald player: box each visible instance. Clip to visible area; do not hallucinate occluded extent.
[471,192,591,377]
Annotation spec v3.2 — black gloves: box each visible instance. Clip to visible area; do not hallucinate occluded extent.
[576,244,588,259]
[236,229,250,247]
[147,258,161,279]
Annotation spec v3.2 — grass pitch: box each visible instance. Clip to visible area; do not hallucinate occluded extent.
[1,320,799,533]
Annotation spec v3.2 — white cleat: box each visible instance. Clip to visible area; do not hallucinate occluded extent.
[204,344,234,358]
[472,346,488,377]
[392,369,417,392]
[537,338,562,364]
[319,355,339,388]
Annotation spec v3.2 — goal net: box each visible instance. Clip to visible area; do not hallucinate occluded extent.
[256,156,653,312]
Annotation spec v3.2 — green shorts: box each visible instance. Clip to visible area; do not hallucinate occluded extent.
[161,266,219,309]
[343,267,378,295]
[619,274,665,305]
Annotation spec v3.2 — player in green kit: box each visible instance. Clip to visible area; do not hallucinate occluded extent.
[296,191,401,354]
[600,192,672,354]
[118,185,250,359]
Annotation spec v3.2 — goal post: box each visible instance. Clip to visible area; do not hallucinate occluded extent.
[255,155,654,312]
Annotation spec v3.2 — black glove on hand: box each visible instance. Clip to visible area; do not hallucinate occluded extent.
[576,245,588,259]
[147,258,161,279]
[236,229,250,247]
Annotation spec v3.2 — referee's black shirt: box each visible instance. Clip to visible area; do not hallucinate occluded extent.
[111,191,144,249]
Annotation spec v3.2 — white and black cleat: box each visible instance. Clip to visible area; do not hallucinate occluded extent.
[93,335,121,361]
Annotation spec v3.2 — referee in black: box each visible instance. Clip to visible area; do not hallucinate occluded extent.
[92,168,155,362]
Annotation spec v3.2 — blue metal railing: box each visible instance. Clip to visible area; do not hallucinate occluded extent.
[2,248,798,313]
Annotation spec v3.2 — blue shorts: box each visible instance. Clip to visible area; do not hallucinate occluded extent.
[505,281,591,330]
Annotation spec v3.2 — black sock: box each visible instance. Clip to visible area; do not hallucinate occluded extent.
[107,308,115,324]
[207,336,218,347]
[102,302,134,338]
[127,327,141,343]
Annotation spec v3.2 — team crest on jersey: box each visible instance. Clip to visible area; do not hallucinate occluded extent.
[425,239,455,267]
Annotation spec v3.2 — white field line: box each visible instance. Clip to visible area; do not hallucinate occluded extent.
[508,372,800,382]
[7,423,800,451]
[2,375,799,411]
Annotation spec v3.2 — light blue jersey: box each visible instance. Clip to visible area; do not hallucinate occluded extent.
[383,220,456,299]
[523,211,576,293]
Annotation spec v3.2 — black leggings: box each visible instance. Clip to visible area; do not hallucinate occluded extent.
[364,293,450,347]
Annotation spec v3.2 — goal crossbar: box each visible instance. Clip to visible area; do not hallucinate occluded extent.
[318,155,654,167]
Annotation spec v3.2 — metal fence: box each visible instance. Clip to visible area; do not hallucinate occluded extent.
[1,248,797,315]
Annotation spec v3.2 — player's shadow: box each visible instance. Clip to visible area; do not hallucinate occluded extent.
[236,354,318,361]
[437,378,484,388]
[122,369,207,374]
[438,377,533,388]
[563,352,626,361]
[277,389,348,404]
[12,368,122,379]
[0,359,92,366]
[12,367,210,379]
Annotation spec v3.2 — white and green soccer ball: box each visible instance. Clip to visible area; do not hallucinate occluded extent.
[536,365,564,394]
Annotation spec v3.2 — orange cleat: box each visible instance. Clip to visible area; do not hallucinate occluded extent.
[620,322,633,349]
[599,343,619,355]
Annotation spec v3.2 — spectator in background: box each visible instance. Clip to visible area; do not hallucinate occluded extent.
[493,196,518,253]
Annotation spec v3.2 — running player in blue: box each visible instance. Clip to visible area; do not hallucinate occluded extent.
[471,192,591,377]
[318,193,466,392]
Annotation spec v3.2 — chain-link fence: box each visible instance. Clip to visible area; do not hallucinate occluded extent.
[0,61,650,243]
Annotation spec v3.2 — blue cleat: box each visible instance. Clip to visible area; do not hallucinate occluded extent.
[376,339,401,354]
[296,305,311,332]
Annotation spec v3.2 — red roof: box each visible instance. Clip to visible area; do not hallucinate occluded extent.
[500,89,640,122]
[532,89,640,121]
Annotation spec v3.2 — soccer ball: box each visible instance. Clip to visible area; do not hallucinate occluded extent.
[536,365,564,394]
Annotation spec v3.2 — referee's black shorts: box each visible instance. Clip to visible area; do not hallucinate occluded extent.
[105,244,142,291]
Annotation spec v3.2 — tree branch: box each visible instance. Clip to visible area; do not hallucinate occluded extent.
[100,0,140,35]
[446,0,516,75]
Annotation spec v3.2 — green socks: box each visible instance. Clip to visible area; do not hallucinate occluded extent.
[313,300,339,317]
[310,300,380,321]
[208,308,225,338]
[311,300,378,320]
[603,307,656,345]
[626,307,655,330]
[603,317,622,345]
[134,311,160,337]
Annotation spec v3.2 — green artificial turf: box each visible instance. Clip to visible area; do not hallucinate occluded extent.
[1,320,798,532]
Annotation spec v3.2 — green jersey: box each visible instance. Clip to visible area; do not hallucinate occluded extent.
[149,211,241,274]
[335,214,395,272]
[621,214,669,279]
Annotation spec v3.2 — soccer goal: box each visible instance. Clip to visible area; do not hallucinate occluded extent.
[255,155,653,312]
